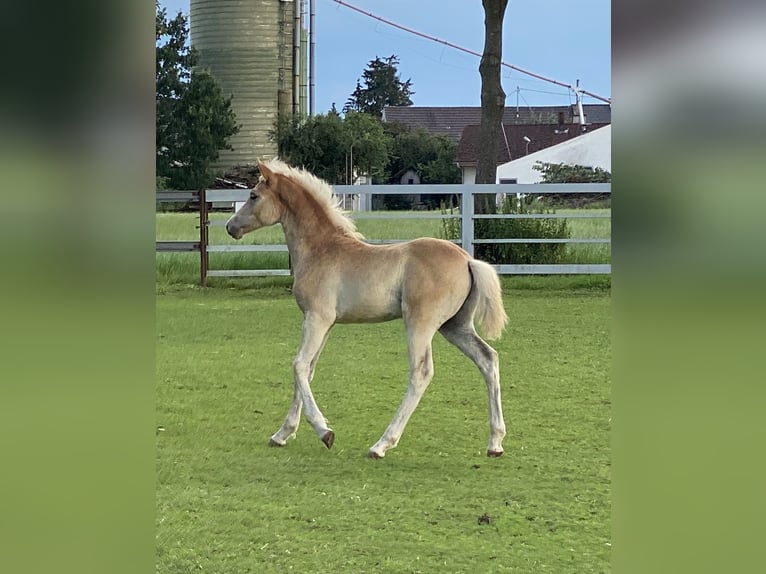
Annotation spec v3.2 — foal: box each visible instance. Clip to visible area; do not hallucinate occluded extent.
[226,159,508,458]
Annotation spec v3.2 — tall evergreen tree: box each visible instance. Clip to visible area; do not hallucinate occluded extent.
[343,55,414,118]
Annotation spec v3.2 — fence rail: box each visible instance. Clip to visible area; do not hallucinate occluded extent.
[156,183,610,285]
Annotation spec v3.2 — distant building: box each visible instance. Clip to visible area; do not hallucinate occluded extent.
[382,104,611,143]
[393,168,421,185]
[495,125,611,184]
[382,104,611,183]
[456,122,609,184]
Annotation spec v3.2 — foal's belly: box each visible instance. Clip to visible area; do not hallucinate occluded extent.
[334,300,402,323]
[334,284,403,323]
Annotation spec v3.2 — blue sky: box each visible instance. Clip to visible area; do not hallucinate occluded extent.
[159,0,610,113]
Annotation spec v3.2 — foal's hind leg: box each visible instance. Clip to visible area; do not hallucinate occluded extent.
[368,327,436,458]
[269,328,330,447]
[439,320,506,456]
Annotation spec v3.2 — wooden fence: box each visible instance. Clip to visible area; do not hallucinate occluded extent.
[156,183,610,286]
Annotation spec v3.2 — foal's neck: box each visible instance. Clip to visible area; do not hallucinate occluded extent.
[278,183,352,272]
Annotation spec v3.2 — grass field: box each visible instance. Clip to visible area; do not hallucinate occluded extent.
[156,208,610,286]
[156,283,611,572]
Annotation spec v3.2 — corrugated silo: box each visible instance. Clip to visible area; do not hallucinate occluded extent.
[190,0,303,168]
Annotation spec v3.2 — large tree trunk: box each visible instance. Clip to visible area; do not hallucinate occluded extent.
[476,0,508,212]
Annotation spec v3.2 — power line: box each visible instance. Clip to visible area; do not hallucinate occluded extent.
[329,0,611,104]
[515,86,572,97]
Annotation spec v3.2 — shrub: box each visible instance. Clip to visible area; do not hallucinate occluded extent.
[439,202,461,240]
[441,195,570,265]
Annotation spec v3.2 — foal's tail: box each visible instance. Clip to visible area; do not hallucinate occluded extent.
[468,259,508,340]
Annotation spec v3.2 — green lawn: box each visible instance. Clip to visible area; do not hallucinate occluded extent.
[156,285,611,572]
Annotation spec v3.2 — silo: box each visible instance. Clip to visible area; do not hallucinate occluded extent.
[190,0,300,168]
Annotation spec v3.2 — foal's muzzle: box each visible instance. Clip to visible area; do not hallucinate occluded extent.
[226,222,242,240]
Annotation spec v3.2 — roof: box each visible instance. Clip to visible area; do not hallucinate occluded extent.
[382,104,611,142]
[495,125,612,183]
[455,123,610,166]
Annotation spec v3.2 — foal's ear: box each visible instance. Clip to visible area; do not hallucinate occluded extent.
[257,160,274,184]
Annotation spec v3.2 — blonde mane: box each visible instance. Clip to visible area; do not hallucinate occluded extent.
[263,158,361,238]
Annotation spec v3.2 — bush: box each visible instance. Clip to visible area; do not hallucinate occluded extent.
[441,195,570,265]
[374,194,415,210]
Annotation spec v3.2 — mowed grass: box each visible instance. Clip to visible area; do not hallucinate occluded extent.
[156,208,610,286]
[156,285,610,572]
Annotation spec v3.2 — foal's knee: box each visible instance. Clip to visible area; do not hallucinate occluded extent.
[293,357,310,379]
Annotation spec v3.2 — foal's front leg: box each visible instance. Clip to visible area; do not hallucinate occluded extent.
[269,328,330,446]
[271,311,335,448]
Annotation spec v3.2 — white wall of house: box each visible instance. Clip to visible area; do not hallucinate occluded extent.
[495,125,611,183]
[461,166,477,185]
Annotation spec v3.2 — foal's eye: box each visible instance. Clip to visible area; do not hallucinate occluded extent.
[249,192,258,201]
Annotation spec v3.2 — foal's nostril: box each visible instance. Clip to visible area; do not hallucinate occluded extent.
[226,224,238,239]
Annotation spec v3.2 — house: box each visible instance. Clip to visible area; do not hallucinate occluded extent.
[373,167,428,210]
[455,122,610,184]
[495,124,611,184]
[393,168,421,185]
[382,104,611,184]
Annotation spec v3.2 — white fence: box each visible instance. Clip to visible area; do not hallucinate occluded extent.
[198,182,610,280]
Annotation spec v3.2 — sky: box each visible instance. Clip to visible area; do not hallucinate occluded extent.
[159,0,610,114]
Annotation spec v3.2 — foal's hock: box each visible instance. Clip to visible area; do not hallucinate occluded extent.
[226,158,508,458]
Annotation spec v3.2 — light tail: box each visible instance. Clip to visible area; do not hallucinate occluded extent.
[468,260,508,340]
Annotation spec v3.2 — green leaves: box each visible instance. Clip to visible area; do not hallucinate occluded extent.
[343,55,414,118]
[273,111,389,185]
[532,162,611,208]
[156,4,239,190]
[533,162,612,184]
[475,196,571,265]
[273,53,455,190]
[387,128,461,186]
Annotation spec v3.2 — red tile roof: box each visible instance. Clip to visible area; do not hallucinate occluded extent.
[455,123,610,166]
[383,104,611,142]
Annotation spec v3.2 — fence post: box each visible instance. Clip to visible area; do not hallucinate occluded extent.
[461,188,474,257]
[199,188,209,287]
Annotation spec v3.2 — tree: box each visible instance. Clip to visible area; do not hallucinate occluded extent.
[272,111,390,185]
[386,128,458,183]
[273,112,348,183]
[344,55,414,118]
[156,4,239,190]
[533,161,611,207]
[382,126,461,207]
[534,162,611,183]
[343,111,391,181]
[476,0,509,210]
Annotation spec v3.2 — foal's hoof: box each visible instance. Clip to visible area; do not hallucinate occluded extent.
[268,438,285,447]
[487,449,504,457]
[321,431,335,449]
[367,450,384,459]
